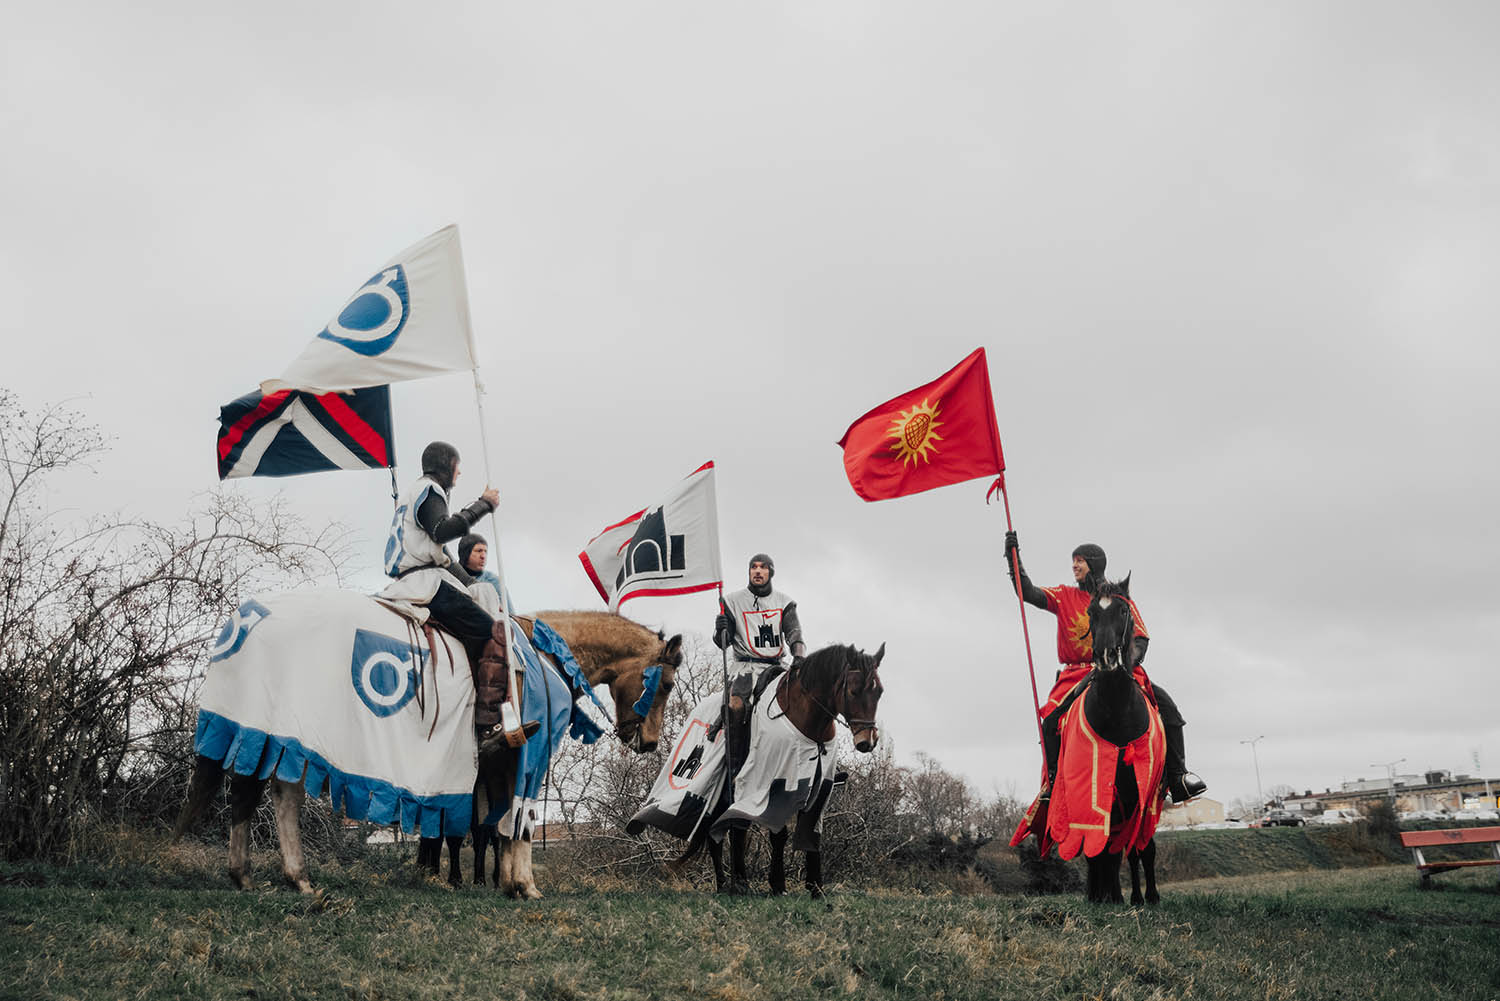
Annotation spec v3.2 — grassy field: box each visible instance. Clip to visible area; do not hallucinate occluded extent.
[4,833,1498,1001]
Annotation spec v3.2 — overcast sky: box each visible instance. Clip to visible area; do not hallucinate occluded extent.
[5,1,1499,811]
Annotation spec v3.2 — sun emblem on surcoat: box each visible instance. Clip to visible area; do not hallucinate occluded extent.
[1067,612,1092,659]
[887,398,942,466]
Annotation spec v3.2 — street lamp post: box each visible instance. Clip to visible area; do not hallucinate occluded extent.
[1370,758,1406,801]
[1241,735,1265,813]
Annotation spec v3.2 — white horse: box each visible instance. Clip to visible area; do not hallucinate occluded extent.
[174,593,680,896]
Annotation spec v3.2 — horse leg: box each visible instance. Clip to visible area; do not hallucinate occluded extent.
[768,828,788,896]
[729,827,750,894]
[515,832,543,900]
[471,823,490,887]
[444,835,464,887]
[1085,855,1101,903]
[417,836,441,876]
[1105,851,1124,904]
[227,772,265,890]
[707,836,727,893]
[268,778,314,894]
[498,835,519,896]
[172,755,224,840]
[1129,849,1144,906]
[1141,837,1159,905]
[803,828,824,899]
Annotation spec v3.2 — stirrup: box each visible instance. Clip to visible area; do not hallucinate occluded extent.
[1168,772,1207,804]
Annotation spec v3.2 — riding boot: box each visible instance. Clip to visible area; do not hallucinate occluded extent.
[471,621,539,750]
[1039,711,1061,803]
[1163,721,1207,804]
[726,699,752,781]
[1153,684,1206,804]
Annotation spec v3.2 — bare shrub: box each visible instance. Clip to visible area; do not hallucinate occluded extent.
[0,390,349,861]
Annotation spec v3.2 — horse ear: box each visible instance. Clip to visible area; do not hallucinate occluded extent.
[663,634,683,663]
[1118,573,1131,597]
[872,642,885,667]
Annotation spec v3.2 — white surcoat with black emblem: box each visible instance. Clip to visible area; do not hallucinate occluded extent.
[721,586,799,678]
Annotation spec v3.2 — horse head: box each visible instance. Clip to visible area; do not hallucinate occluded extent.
[606,632,682,753]
[1087,574,1136,673]
[838,642,886,753]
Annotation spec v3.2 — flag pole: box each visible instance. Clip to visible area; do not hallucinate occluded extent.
[992,474,1045,749]
[471,368,524,742]
[718,584,735,800]
[978,353,1045,755]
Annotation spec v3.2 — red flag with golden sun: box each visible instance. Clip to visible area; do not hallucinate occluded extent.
[836,348,1005,501]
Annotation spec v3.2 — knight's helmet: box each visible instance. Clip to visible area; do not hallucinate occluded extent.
[748,553,774,596]
[421,441,460,491]
[1072,543,1106,587]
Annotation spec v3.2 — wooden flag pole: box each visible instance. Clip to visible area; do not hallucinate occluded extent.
[989,476,1045,751]
[471,368,526,746]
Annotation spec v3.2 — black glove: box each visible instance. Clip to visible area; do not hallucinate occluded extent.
[714,614,731,645]
[1004,531,1022,577]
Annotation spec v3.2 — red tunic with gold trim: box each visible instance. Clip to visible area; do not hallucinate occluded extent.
[1046,696,1167,859]
[1038,584,1153,718]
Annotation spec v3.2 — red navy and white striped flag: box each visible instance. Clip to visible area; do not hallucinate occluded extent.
[579,462,723,612]
[216,385,394,480]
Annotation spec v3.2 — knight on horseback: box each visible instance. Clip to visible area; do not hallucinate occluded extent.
[713,553,805,777]
[382,441,537,749]
[1005,533,1206,805]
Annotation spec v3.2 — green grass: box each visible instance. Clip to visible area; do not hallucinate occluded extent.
[3,834,1499,1001]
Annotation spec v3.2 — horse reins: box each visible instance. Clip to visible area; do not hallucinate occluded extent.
[773,655,880,736]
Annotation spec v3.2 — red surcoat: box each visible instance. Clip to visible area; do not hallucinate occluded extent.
[1038,584,1152,718]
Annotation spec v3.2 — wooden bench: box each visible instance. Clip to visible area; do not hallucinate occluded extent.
[1399,826,1500,888]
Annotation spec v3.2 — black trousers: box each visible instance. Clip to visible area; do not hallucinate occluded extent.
[425,580,495,646]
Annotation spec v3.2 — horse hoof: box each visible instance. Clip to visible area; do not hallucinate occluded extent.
[808,885,825,901]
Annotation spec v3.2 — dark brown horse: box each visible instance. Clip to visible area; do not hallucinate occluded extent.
[678,642,886,897]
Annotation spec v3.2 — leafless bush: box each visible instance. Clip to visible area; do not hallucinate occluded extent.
[0,390,350,861]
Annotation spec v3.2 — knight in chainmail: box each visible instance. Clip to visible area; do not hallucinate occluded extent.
[713,553,806,775]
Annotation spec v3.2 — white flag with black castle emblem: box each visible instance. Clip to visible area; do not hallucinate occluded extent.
[262,225,479,395]
[579,461,723,612]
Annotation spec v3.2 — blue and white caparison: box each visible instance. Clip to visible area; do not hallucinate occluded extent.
[317,265,410,357]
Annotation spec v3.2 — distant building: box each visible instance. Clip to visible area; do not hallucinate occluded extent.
[1159,797,1225,828]
[1282,771,1499,816]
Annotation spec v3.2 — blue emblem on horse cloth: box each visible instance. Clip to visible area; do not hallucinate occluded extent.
[317,265,410,357]
[349,628,429,718]
[633,664,662,717]
[208,599,271,663]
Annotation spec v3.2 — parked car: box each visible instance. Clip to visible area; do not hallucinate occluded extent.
[1259,810,1306,827]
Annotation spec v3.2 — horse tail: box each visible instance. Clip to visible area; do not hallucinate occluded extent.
[667,823,709,873]
[171,754,224,840]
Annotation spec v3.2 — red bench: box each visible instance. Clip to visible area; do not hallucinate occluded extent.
[1399,826,1500,888]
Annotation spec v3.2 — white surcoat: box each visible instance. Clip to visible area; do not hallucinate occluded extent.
[721,585,797,668]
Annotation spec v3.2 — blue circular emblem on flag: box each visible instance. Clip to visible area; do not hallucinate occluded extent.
[317,265,410,357]
[350,628,425,718]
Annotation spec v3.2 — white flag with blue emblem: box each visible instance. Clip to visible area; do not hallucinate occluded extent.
[261,225,479,395]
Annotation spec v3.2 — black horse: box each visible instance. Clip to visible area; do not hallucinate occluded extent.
[673,642,886,897]
[1074,575,1161,905]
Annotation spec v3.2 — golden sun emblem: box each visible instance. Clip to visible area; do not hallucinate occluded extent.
[887,398,943,466]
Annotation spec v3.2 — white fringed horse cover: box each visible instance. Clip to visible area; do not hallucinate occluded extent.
[195,589,479,837]
[628,687,837,843]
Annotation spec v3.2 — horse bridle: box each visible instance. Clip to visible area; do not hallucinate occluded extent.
[785,653,882,733]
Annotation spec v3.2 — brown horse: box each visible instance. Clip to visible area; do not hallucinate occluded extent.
[174,606,680,897]
[676,642,886,897]
[424,611,682,897]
